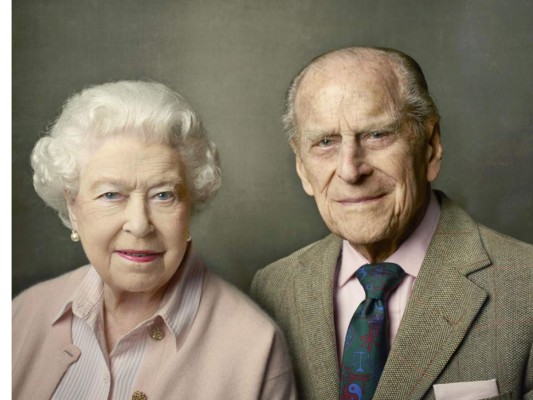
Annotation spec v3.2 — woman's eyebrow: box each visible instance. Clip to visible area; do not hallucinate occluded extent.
[88,176,183,191]
[88,177,125,190]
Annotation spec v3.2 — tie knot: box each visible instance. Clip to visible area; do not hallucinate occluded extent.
[355,263,405,300]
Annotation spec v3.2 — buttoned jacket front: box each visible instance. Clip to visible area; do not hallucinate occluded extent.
[251,192,533,400]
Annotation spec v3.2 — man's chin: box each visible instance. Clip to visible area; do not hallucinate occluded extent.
[336,228,390,247]
[328,212,392,239]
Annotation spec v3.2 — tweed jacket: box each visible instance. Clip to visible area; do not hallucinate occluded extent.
[251,193,533,400]
[13,261,296,399]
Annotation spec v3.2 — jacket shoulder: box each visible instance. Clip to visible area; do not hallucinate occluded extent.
[205,271,283,333]
[199,271,294,368]
[13,266,90,321]
[257,234,340,277]
[476,224,533,277]
[250,234,341,314]
[479,224,533,263]
[436,192,532,272]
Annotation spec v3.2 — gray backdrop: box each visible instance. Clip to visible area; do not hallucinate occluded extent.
[13,0,533,296]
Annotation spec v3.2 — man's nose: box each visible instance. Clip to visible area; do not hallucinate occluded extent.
[123,197,153,237]
[336,141,372,183]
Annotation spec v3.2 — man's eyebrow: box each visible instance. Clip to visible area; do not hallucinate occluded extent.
[302,129,340,142]
[302,120,402,141]
[360,119,402,134]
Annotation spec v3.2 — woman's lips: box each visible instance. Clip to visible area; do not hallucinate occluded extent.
[115,250,162,263]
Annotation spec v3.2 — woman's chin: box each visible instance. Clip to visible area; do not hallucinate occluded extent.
[104,274,167,296]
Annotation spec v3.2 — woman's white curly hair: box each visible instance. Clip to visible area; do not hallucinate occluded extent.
[31,80,221,228]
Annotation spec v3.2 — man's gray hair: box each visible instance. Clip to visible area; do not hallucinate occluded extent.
[31,80,221,228]
[282,47,440,144]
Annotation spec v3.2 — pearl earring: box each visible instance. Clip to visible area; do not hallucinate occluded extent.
[71,230,80,242]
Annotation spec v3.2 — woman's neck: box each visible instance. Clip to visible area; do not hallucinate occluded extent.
[102,285,166,353]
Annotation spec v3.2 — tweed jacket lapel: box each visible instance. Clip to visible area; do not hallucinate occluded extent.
[294,234,343,399]
[374,193,492,399]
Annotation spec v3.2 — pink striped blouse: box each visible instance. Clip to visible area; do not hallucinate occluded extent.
[51,247,204,400]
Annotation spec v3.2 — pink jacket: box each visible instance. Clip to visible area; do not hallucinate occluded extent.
[13,265,296,399]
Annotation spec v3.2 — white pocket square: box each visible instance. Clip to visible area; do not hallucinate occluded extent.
[433,379,498,400]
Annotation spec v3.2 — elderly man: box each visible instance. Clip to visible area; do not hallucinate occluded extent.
[251,47,532,400]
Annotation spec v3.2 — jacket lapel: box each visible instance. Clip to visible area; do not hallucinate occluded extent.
[294,234,342,399]
[375,194,492,399]
[25,313,81,400]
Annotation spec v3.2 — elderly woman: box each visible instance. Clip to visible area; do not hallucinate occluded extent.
[13,81,296,399]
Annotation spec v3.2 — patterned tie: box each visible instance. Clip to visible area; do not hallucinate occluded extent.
[339,263,405,400]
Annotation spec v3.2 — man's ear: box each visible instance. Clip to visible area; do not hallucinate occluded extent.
[425,120,443,183]
[295,156,315,196]
[64,191,79,231]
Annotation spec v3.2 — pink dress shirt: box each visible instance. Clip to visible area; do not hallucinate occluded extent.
[335,191,441,361]
[13,246,296,399]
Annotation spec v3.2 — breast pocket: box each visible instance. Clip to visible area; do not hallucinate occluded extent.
[482,392,512,400]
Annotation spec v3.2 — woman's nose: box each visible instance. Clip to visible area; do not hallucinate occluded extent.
[123,197,153,237]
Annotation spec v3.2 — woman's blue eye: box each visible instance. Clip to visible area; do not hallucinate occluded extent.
[102,192,121,200]
[155,191,175,201]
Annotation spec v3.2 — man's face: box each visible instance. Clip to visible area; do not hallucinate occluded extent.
[293,60,442,260]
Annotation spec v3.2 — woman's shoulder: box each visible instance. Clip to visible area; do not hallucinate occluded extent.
[201,270,281,333]
[13,265,91,316]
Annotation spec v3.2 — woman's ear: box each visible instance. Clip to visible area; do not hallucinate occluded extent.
[64,191,79,231]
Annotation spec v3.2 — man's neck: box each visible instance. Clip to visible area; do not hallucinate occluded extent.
[350,240,400,263]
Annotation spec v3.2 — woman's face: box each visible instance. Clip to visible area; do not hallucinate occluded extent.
[67,135,190,296]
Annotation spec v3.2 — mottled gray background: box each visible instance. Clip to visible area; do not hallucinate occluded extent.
[13,0,533,296]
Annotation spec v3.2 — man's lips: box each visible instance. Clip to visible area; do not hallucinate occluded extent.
[115,250,163,263]
[336,193,387,204]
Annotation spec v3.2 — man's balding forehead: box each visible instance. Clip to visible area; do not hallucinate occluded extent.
[283,46,438,145]
[294,52,403,112]
[301,47,397,76]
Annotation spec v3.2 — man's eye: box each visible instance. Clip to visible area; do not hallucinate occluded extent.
[368,131,387,139]
[154,191,175,201]
[317,138,333,147]
[367,131,392,139]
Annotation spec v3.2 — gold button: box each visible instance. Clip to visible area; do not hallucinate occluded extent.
[132,391,147,400]
[148,325,164,340]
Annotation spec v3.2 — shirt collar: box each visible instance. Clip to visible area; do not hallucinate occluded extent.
[338,191,441,288]
[52,267,103,324]
[156,245,204,346]
[52,244,205,349]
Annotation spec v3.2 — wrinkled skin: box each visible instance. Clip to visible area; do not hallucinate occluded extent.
[293,56,442,262]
